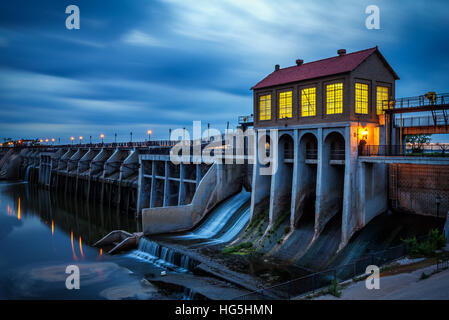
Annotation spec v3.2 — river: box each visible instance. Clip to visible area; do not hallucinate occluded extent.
[0,180,193,299]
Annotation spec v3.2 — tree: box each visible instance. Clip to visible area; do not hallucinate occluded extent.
[406,134,431,153]
[436,143,449,156]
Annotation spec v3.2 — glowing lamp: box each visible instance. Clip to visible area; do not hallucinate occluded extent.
[361,129,368,140]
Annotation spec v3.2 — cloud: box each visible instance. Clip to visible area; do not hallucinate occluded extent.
[0,0,449,142]
[122,30,165,47]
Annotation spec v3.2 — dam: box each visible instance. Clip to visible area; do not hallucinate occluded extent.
[1,47,448,299]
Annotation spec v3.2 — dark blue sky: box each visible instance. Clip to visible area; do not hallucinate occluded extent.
[1,0,449,143]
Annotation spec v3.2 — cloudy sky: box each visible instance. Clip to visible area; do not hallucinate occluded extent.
[0,0,448,143]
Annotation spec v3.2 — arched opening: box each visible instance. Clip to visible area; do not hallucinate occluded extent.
[319,131,346,241]
[270,134,294,222]
[294,133,318,228]
[327,132,345,162]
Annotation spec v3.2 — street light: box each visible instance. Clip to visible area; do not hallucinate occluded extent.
[100,134,104,145]
[70,136,75,145]
[436,195,441,217]
[45,138,49,143]
[147,129,152,142]
[79,136,83,145]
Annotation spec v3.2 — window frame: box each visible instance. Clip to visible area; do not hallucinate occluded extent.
[300,86,317,117]
[355,82,369,114]
[376,85,390,115]
[326,82,344,115]
[258,93,272,121]
[278,89,293,120]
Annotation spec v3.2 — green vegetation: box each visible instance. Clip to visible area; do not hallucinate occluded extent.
[284,225,291,234]
[272,210,290,232]
[420,272,430,280]
[402,229,446,257]
[328,279,341,297]
[321,279,341,298]
[246,209,268,230]
[222,242,253,255]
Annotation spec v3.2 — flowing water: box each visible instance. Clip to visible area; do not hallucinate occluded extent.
[172,189,251,245]
[0,180,198,299]
[125,238,193,273]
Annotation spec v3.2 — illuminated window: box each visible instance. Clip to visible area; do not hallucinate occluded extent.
[279,91,292,119]
[326,83,343,114]
[376,86,389,115]
[301,87,316,117]
[355,83,369,114]
[259,94,271,120]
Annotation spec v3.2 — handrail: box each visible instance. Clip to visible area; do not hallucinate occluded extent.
[359,144,449,157]
[383,92,449,111]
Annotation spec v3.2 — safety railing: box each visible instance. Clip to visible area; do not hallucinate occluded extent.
[360,144,449,157]
[436,256,449,272]
[394,115,448,128]
[330,149,345,160]
[306,149,318,160]
[383,92,449,111]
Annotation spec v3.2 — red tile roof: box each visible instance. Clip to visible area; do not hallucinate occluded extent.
[252,47,399,90]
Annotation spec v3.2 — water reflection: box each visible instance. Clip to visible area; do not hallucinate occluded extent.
[0,181,153,299]
[2,182,140,245]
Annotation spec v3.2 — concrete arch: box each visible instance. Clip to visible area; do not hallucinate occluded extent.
[298,129,318,141]
[323,128,345,142]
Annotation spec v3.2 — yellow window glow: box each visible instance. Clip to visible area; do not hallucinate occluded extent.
[301,87,316,117]
[279,91,292,119]
[376,86,389,115]
[355,83,369,114]
[259,94,271,120]
[326,83,343,114]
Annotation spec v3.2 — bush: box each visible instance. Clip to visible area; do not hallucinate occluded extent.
[402,229,446,257]
[284,226,291,234]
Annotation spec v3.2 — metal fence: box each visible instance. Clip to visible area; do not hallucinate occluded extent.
[436,256,449,273]
[232,238,429,300]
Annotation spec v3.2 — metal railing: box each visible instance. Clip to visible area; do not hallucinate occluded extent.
[330,149,345,160]
[360,144,449,157]
[436,256,449,272]
[395,116,448,128]
[383,92,449,111]
[306,149,318,160]
[233,236,429,300]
